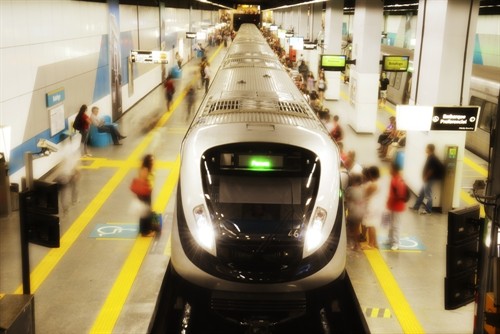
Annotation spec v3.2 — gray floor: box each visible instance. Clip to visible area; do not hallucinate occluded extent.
[0,43,486,333]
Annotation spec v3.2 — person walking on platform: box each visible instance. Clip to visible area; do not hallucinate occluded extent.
[132,154,157,237]
[330,115,344,143]
[186,86,196,121]
[90,106,126,145]
[386,162,407,250]
[203,61,212,94]
[345,174,366,251]
[411,143,444,215]
[199,57,207,90]
[164,75,175,111]
[363,166,384,249]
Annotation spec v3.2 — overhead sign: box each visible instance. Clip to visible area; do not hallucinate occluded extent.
[397,105,480,131]
[186,32,196,39]
[431,106,480,131]
[382,55,409,72]
[130,50,168,64]
[303,43,317,50]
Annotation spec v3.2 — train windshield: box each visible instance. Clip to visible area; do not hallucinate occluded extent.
[200,143,320,237]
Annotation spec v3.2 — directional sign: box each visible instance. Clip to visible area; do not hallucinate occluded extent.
[397,105,480,132]
[430,106,480,131]
[130,50,168,64]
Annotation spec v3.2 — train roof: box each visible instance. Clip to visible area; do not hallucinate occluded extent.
[188,25,328,136]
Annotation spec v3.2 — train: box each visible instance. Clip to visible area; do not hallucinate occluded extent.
[381,44,500,161]
[168,23,347,330]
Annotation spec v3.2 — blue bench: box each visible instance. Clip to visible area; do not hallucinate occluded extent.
[89,115,113,147]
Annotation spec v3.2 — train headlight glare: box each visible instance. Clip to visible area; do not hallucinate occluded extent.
[305,207,327,255]
[193,205,215,253]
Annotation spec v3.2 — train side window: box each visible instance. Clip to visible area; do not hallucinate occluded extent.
[471,95,497,133]
[478,101,497,132]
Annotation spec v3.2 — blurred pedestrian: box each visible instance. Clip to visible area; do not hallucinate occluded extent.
[411,143,444,215]
[330,115,344,143]
[132,154,157,237]
[363,166,384,249]
[56,138,80,213]
[203,61,212,93]
[199,57,207,90]
[386,162,407,250]
[164,75,175,110]
[175,51,183,69]
[186,86,196,121]
[317,70,327,102]
[345,174,366,251]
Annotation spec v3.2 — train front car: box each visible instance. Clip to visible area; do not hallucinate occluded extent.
[170,24,346,327]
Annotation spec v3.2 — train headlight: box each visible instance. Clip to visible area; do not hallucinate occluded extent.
[193,205,215,254]
[304,207,327,256]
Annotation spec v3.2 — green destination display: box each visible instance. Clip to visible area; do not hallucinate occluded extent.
[383,55,409,72]
[320,55,346,71]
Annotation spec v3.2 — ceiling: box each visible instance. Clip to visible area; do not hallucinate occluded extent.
[89,0,499,14]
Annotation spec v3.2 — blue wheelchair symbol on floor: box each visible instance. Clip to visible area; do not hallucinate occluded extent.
[90,224,139,239]
[379,236,425,251]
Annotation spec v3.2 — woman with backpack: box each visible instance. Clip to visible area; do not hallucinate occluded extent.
[73,104,92,157]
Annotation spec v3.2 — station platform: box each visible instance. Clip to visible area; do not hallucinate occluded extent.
[0,42,488,333]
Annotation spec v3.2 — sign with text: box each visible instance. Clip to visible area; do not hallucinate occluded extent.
[430,106,480,131]
[396,105,480,131]
[186,32,196,39]
[382,55,409,72]
[130,50,168,64]
[45,88,65,108]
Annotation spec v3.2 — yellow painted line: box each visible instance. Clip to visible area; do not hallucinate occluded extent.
[79,159,176,170]
[164,235,172,256]
[364,249,425,333]
[89,236,153,334]
[460,189,486,217]
[91,44,225,333]
[384,104,396,116]
[13,75,186,295]
[380,249,422,253]
[463,156,488,177]
[376,120,386,132]
[96,238,135,241]
[89,156,180,334]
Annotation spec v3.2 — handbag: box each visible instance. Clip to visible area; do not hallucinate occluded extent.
[130,177,152,196]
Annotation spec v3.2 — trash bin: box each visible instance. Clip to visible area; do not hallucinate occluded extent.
[10,183,19,211]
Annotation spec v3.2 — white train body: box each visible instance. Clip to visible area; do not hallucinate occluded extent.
[171,24,345,294]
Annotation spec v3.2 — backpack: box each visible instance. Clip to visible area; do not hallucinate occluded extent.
[393,179,411,203]
[73,113,83,132]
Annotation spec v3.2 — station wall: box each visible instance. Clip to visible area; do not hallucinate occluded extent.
[0,1,217,184]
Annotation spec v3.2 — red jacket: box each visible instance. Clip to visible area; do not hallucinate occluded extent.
[387,174,406,212]
[81,113,90,131]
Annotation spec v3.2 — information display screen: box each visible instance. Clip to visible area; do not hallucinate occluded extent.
[221,153,285,171]
[320,55,346,71]
[382,55,409,72]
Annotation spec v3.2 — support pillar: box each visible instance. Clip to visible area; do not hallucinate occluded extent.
[405,0,479,209]
[348,0,383,132]
[323,0,344,100]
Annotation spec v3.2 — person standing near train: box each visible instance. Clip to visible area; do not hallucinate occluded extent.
[379,72,390,107]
